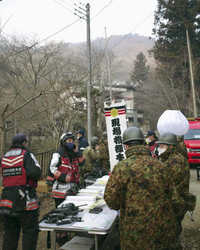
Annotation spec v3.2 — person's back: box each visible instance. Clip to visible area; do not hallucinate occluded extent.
[76,129,89,152]
[0,133,41,250]
[104,144,178,250]
[160,146,190,196]
[81,136,108,180]
[99,140,110,172]
[176,139,188,159]
[82,146,95,174]
[157,133,193,246]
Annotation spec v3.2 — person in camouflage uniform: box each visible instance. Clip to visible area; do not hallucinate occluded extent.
[81,136,100,174]
[80,136,108,184]
[98,131,110,172]
[157,133,191,247]
[176,136,188,159]
[104,126,180,250]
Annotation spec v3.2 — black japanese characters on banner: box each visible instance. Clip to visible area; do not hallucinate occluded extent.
[111,118,124,161]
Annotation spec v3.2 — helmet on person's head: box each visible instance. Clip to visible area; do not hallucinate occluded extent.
[12,133,27,146]
[65,132,75,140]
[91,136,99,148]
[157,133,177,145]
[60,132,75,145]
[122,127,144,144]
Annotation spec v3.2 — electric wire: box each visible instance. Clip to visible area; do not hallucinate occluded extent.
[1,14,14,31]
[60,0,75,8]
[4,18,81,58]
[39,18,81,44]
[3,1,153,57]
[91,0,113,21]
[43,0,114,44]
[53,0,75,15]
[109,11,154,49]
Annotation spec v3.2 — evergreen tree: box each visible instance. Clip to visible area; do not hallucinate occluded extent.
[130,52,149,85]
[151,0,200,115]
[153,0,200,63]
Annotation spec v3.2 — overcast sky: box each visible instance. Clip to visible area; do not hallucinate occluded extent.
[0,0,158,44]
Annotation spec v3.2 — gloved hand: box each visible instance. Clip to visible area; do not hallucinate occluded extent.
[65,174,72,183]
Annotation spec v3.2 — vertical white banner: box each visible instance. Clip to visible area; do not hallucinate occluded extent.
[104,100,127,171]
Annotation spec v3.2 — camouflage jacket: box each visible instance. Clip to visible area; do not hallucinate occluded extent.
[159,146,190,216]
[104,145,179,250]
[81,146,101,175]
[159,146,190,196]
[176,141,188,159]
[98,142,110,171]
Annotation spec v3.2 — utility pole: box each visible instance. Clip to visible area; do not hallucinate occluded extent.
[186,27,197,117]
[104,26,112,101]
[162,0,198,117]
[86,3,92,145]
[74,2,92,145]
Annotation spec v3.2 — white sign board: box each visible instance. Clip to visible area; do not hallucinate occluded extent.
[104,100,127,171]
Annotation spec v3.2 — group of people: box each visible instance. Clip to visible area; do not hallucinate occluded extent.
[0,126,195,250]
[104,127,194,250]
[48,129,109,207]
[47,129,110,245]
[0,129,110,250]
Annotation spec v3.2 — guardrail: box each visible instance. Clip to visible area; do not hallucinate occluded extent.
[35,150,54,179]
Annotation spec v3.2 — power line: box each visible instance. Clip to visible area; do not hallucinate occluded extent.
[1,14,14,31]
[91,0,113,21]
[2,14,82,58]
[110,11,154,49]
[39,18,81,44]
[53,0,75,15]
[3,2,154,58]
[42,0,113,44]
[65,0,76,4]
[60,0,75,8]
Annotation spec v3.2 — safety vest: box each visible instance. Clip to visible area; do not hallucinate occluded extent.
[51,156,80,199]
[1,149,27,187]
[58,156,80,183]
[0,149,39,212]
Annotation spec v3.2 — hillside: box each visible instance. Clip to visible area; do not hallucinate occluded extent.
[70,33,155,81]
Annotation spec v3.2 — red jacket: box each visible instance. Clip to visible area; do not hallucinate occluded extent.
[1,149,27,187]
[0,147,41,212]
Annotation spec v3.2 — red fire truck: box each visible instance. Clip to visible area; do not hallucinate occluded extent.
[184,117,200,169]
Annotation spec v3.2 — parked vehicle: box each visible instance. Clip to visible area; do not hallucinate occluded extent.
[184,118,200,167]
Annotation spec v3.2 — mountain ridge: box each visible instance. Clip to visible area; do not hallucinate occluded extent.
[70,33,155,81]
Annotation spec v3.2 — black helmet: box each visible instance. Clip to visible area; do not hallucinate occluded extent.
[60,132,75,145]
[157,133,177,145]
[122,127,144,144]
[91,136,99,148]
[12,133,27,146]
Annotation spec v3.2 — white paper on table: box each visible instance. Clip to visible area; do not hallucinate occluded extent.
[78,189,101,195]
[64,195,96,202]
[95,175,110,185]
[73,205,117,230]
[86,185,105,191]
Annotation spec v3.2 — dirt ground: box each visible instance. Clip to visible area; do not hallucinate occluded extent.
[181,169,200,249]
[0,169,200,249]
